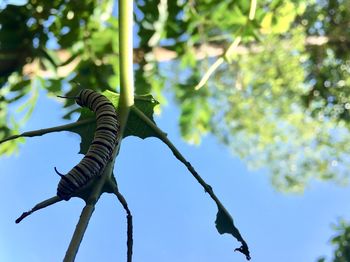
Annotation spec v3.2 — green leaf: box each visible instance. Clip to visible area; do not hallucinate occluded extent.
[124,96,159,138]
[68,90,159,155]
[9,79,31,92]
[215,206,251,260]
[103,91,160,139]
[260,2,298,35]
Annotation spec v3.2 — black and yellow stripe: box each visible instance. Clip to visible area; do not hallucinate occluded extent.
[56,89,119,200]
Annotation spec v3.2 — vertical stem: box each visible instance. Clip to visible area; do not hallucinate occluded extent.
[118,0,134,131]
[63,204,95,262]
[63,161,111,262]
[117,0,135,261]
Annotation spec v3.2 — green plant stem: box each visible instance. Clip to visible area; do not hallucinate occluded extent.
[110,182,133,262]
[194,57,224,90]
[15,196,61,224]
[63,153,116,262]
[0,118,94,144]
[63,204,95,262]
[224,36,242,61]
[118,0,134,131]
[194,34,242,90]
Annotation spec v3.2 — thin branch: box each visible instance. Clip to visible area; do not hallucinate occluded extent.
[224,35,242,62]
[132,106,227,214]
[132,105,250,258]
[0,118,95,144]
[110,182,133,262]
[0,94,154,145]
[15,196,61,224]
[22,35,331,77]
[195,35,242,90]
[194,57,224,90]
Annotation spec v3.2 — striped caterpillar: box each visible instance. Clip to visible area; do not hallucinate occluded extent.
[55,89,119,200]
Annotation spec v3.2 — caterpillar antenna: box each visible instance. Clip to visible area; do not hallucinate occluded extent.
[57,95,78,99]
[54,167,65,177]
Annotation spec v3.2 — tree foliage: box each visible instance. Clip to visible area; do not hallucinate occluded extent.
[318,220,350,262]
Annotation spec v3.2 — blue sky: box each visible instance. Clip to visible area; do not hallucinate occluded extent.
[1,88,350,262]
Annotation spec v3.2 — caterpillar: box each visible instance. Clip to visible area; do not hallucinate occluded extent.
[55,89,119,201]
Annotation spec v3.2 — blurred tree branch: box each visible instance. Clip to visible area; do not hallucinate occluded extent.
[20,36,329,78]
